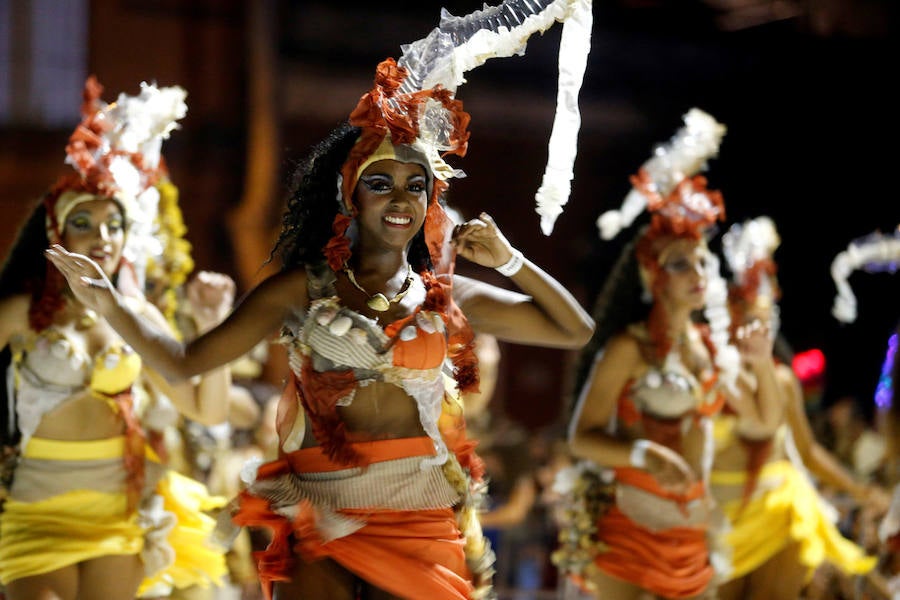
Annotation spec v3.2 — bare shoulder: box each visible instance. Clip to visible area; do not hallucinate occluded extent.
[0,293,31,338]
[604,330,642,361]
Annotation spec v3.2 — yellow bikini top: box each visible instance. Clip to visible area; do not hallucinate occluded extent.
[8,325,142,448]
[15,327,142,396]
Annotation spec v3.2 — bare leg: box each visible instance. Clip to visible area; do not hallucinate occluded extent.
[715,574,748,600]
[744,541,807,600]
[585,569,649,600]
[79,554,144,600]
[5,565,78,600]
[273,557,357,600]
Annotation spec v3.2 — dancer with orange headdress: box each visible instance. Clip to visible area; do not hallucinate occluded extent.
[44,2,596,598]
[0,78,230,599]
[710,216,880,600]
[554,109,784,600]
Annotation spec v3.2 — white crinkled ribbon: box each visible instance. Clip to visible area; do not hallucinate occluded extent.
[535,0,593,235]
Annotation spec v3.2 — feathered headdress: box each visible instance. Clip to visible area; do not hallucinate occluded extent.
[46,75,188,290]
[597,108,737,388]
[831,227,900,323]
[597,108,726,241]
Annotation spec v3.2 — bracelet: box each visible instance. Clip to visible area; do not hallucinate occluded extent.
[629,439,651,469]
[495,249,524,277]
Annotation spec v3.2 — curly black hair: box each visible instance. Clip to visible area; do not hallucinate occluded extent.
[270,121,435,274]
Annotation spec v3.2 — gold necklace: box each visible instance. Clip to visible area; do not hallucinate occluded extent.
[343,263,414,312]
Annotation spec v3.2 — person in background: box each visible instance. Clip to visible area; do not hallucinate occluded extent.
[0,77,230,600]
[711,215,881,600]
[555,110,783,600]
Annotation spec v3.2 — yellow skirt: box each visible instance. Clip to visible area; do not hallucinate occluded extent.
[711,460,876,580]
[0,437,228,595]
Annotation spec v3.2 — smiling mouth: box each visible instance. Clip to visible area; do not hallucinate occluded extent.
[384,215,412,226]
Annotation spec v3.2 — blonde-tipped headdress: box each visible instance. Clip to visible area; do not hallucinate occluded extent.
[46,76,188,290]
[831,226,900,323]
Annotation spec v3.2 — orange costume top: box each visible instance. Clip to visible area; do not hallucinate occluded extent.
[232,263,488,600]
[554,324,726,599]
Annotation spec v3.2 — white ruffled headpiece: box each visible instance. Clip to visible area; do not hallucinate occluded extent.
[597,108,726,240]
[58,77,188,290]
[831,226,900,323]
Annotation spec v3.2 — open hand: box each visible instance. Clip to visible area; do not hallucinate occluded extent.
[44,244,117,313]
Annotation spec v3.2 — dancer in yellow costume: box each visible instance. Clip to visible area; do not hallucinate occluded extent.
[0,77,230,599]
[711,216,883,600]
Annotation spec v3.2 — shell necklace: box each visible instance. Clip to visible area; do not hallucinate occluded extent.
[343,263,414,312]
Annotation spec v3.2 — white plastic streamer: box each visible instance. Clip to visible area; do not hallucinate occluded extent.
[395,0,593,234]
[831,227,900,323]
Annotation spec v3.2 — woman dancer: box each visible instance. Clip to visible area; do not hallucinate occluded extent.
[711,216,879,600]
[553,109,782,600]
[45,2,596,598]
[0,78,230,599]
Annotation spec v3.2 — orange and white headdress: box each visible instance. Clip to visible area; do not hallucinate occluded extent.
[831,226,900,323]
[45,76,188,290]
[597,108,738,387]
[324,0,594,275]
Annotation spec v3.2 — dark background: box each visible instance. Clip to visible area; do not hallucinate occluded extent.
[1,0,897,427]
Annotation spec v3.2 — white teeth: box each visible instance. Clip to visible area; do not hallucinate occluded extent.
[384,215,411,225]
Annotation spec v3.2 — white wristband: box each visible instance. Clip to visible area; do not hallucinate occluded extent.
[629,439,651,469]
[495,249,524,277]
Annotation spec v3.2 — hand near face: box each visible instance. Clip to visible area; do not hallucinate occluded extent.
[450,212,516,268]
[187,271,236,333]
[735,318,774,368]
[45,244,118,313]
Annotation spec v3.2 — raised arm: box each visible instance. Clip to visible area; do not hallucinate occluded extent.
[450,212,594,349]
[727,321,786,439]
[46,245,305,382]
[782,364,890,513]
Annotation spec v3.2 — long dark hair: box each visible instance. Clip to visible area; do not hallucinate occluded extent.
[270,121,434,273]
[566,227,651,417]
[0,199,50,448]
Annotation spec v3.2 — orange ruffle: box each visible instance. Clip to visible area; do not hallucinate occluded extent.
[593,505,713,598]
[233,437,473,600]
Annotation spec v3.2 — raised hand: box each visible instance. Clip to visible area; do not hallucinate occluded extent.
[450,212,517,268]
[186,271,236,333]
[735,317,774,369]
[45,244,118,313]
